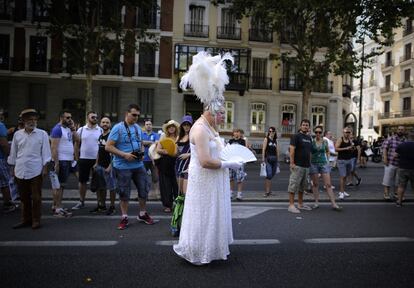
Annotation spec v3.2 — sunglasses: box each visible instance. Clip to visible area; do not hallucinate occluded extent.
[344,131,351,134]
[130,113,139,117]
[268,130,275,133]
[315,131,322,134]
[90,116,98,119]
[65,116,72,119]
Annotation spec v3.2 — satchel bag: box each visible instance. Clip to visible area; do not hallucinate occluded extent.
[260,162,267,177]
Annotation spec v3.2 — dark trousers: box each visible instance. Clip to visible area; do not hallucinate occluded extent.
[158,173,178,208]
[15,174,43,224]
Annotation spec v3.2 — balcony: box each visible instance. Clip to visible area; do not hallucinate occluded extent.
[99,61,122,76]
[381,59,394,69]
[250,77,272,90]
[0,56,10,70]
[28,58,49,72]
[281,124,296,135]
[226,73,248,91]
[313,81,333,93]
[249,29,273,43]
[184,24,209,38]
[399,80,414,90]
[217,26,241,40]
[279,78,303,91]
[380,86,392,93]
[379,110,414,119]
[399,52,414,63]
[137,63,158,77]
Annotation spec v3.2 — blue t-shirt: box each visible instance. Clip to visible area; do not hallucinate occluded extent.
[0,122,7,159]
[142,131,159,162]
[108,122,144,170]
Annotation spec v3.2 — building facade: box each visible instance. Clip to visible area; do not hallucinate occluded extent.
[1,0,353,152]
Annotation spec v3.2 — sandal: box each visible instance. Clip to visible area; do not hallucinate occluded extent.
[163,207,172,213]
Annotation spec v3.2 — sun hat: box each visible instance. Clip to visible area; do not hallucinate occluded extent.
[19,108,39,118]
[162,120,180,134]
[181,115,193,125]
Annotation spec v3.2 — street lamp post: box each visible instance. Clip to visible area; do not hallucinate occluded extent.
[358,37,365,139]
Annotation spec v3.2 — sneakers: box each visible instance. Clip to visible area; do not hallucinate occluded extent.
[236,192,243,201]
[311,203,319,209]
[356,177,362,186]
[118,217,129,230]
[343,191,350,197]
[395,201,402,208]
[53,208,72,218]
[298,205,312,211]
[332,205,342,211]
[137,212,155,225]
[288,205,301,214]
[72,201,85,210]
[3,202,17,214]
[346,182,354,187]
[338,192,345,199]
[89,206,107,214]
[106,206,116,216]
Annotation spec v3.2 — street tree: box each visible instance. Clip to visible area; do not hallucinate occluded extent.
[228,0,414,120]
[34,0,158,118]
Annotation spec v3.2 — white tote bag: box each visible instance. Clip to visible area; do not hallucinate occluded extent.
[260,162,267,177]
[365,148,373,157]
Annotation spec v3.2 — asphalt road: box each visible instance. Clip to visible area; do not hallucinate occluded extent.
[1,202,413,288]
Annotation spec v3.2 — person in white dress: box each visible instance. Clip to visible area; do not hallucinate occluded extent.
[173,51,242,265]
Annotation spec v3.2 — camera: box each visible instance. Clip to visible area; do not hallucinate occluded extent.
[131,150,144,160]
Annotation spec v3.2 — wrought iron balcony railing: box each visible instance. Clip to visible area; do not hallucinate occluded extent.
[250,77,272,90]
[279,78,303,91]
[217,26,241,40]
[398,80,414,90]
[379,110,414,119]
[184,24,209,38]
[249,29,273,42]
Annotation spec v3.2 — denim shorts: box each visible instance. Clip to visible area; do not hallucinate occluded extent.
[115,166,148,201]
[58,160,72,185]
[95,165,117,191]
[230,165,247,182]
[309,163,330,175]
[397,168,414,189]
[337,159,353,177]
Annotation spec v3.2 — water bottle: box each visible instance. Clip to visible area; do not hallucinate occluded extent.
[49,170,60,189]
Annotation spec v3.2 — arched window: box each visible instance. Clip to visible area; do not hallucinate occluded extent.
[311,105,326,128]
[219,101,234,131]
[250,102,266,132]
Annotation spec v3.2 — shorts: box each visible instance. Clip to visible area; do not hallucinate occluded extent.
[115,166,148,201]
[230,165,246,183]
[78,159,96,183]
[288,166,309,194]
[57,160,72,185]
[95,165,117,191]
[351,157,358,172]
[397,168,414,189]
[309,163,330,175]
[265,156,278,180]
[337,159,353,177]
[0,159,10,188]
[382,164,399,187]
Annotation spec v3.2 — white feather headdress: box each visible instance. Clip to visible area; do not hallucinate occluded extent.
[179,51,234,112]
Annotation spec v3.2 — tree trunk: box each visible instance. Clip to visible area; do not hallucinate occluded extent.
[301,85,312,121]
[85,70,93,119]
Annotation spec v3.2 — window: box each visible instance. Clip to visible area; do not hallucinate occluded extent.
[28,84,47,119]
[100,0,120,25]
[311,106,326,128]
[385,75,391,91]
[281,104,296,134]
[101,40,121,75]
[64,38,84,74]
[250,17,272,42]
[403,97,411,112]
[404,69,411,83]
[250,103,266,132]
[281,60,302,90]
[385,51,392,67]
[367,93,374,109]
[219,101,234,131]
[138,43,156,77]
[190,5,205,27]
[29,36,48,72]
[0,0,12,20]
[405,43,412,61]
[0,81,9,118]
[368,116,373,129]
[137,0,157,29]
[101,87,119,122]
[251,58,269,89]
[32,0,49,21]
[384,100,390,113]
[0,34,9,70]
[137,88,154,120]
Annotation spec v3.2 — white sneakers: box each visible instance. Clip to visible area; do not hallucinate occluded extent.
[288,205,301,213]
[338,191,350,199]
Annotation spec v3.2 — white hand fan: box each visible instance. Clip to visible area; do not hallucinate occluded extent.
[220,144,257,163]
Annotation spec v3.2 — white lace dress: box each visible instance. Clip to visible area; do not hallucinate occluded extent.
[173,124,233,265]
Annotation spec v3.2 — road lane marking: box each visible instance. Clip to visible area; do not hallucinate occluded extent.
[0,241,118,247]
[304,237,414,244]
[156,239,281,246]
